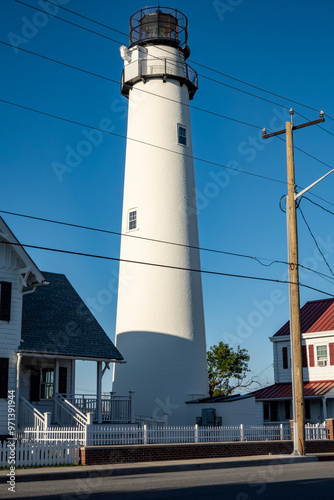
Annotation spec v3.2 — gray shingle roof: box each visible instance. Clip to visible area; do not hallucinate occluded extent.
[20,271,123,361]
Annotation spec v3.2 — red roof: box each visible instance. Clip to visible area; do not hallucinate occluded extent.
[274,298,334,337]
[253,381,334,400]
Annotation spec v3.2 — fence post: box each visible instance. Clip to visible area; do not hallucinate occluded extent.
[44,412,51,430]
[316,423,320,440]
[280,423,283,441]
[144,424,148,445]
[195,424,199,443]
[325,418,334,439]
[85,412,93,446]
[240,424,244,442]
[129,391,135,423]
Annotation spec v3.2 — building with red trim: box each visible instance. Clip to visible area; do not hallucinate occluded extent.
[253,298,334,424]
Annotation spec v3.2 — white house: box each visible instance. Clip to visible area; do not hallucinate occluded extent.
[0,216,129,438]
[253,298,334,424]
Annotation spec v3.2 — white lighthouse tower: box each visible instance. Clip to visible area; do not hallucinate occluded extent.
[113,7,209,424]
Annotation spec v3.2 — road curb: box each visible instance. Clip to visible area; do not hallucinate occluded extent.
[1,455,320,483]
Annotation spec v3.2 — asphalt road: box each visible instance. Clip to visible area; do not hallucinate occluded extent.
[1,461,334,500]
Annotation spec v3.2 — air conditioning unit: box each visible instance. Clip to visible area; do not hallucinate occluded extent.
[318,360,327,367]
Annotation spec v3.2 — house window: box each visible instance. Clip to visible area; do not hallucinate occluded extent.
[128,209,137,231]
[41,369,54,399]
[178,124,187,146]
[316,345,328,367]
[0,357,9,399]
[263,401,278,422]
[0,282,12,322]
[305,399,311,420]
[282,346,289,369]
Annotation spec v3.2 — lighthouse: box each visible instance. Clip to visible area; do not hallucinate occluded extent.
[112,7,209,424]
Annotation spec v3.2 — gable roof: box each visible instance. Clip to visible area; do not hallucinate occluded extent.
[0,216,45,287]
[20,271,123,361]
[252,381,334,399]
[273,298,334,337]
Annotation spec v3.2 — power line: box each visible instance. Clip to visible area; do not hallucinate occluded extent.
[2,207,334,284]
[12,0,329,120]
[274,133,334,173]
[3,41,333,205]
[298,205,334,278]
[302,196,334,217]
[38,0,333,119]
[295,110,334,139]
[3,239,334,298]
[0,208,286,267]
[0,97,289,186]
[9,7,333,175]
[0,41,262,130]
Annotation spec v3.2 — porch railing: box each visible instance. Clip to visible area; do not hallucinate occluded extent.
[66,394,133,423]
[19,396,47,429]
[54,393,88,427]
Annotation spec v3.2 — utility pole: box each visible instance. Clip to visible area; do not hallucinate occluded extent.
[262,109,325,456]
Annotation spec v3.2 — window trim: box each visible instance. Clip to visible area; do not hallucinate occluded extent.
[316,344,328,367]
[40,368,54,400]
[177,123,188,147]
[127,208,138,232]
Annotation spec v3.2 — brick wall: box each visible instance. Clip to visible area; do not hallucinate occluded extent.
[80,440,334,465]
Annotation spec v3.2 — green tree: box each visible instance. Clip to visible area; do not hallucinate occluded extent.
[207,342,252,397]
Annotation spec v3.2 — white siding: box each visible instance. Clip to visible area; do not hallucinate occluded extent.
[0,248,25,435]
[274,340,291,383]
[272,334,334,383]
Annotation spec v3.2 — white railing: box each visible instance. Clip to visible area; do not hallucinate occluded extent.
[54,394,88,427]
[19,396,46,429]
[14,423,329,447]
[305,422,328,440]
[67,394,132,423]
[0,440,80,468]
[87,424,143,446]
[16,426,86,443]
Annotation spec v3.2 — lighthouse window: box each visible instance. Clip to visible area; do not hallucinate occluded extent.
[178,125,187,146]
[128,210,137,231]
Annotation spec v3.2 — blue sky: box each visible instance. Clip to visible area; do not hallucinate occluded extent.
[1,0,334,394]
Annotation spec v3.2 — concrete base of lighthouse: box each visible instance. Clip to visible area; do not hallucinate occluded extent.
[113,331,209,425]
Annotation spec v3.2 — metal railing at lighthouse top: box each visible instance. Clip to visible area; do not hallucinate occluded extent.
[121,56,198,100]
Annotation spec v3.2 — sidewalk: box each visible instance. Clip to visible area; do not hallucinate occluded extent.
[0,454,327,483]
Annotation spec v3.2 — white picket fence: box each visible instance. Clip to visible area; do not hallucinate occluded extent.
[16,426,86,443]
[83,422,327,445]
[0,440,80,468]
[15,422,328,447]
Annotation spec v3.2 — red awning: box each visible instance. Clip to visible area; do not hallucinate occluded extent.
[253,381,334,400]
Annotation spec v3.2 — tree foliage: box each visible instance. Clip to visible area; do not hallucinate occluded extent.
[207,342,251,397]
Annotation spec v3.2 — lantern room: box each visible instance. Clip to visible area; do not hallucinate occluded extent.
[129,7,189,54]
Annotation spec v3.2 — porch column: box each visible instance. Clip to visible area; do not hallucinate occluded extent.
[54,359,59,396]
[322,397,327,421]
[16,353,21,431]
[54,359,59,423]
[71,360,75,397]
[96,361,103,424]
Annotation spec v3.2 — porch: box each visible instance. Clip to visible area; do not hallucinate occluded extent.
[19,391,135,429]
